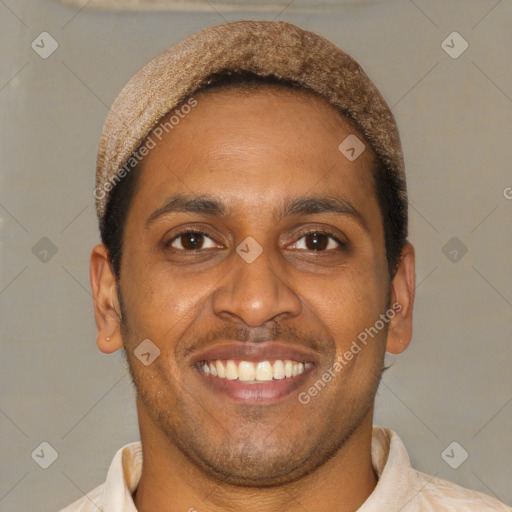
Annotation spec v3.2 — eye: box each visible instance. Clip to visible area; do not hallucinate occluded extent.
[166,230,219,251]
[290,230,345,251]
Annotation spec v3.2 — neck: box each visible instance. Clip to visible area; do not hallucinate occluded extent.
[133,397,378,512]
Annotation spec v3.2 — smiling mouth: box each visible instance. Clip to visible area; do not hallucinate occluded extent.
[197,359,311,383]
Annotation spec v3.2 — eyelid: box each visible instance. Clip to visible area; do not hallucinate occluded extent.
[288,227,347,250]
[165,228,222,249]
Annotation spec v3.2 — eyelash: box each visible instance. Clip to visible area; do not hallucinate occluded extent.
[165,228,346,252]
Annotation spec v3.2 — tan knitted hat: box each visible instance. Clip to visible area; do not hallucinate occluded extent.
[94,20,405,230]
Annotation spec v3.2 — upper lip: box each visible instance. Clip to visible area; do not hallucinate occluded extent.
[190,342,319,365]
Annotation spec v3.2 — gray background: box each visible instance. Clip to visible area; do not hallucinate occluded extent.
[1,0,511,510]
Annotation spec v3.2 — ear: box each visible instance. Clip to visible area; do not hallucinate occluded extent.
[90,243,123,354]
[386,242,415,355]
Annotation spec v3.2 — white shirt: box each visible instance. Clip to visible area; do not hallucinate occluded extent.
[60,426,511,511]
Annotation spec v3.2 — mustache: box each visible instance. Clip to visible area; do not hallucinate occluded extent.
[182,321,335,359]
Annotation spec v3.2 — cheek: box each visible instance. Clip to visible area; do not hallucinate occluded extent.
[308,266,389,387]
[120,256,215,342]
[311,262,387,334]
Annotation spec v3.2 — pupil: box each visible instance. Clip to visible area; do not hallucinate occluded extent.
[307,233,327,251]
[183,233,202,249]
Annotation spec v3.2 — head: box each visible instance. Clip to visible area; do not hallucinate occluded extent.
[101,72,408,284]
[90,21,415,487]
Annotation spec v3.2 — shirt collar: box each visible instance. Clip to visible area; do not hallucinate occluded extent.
[102,426,412,512]
[103,440,142,512]
[358,426,418,511]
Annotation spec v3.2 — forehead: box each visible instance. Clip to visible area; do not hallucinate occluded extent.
[128,86,379,225]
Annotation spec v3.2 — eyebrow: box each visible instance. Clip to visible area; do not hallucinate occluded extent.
[145,193,368,232]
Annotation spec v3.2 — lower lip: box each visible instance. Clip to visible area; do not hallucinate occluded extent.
[196,365,315,403]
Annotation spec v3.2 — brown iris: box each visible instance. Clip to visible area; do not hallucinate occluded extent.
[304,233,329,251]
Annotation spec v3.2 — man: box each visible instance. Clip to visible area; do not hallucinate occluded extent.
[62,20,511,512]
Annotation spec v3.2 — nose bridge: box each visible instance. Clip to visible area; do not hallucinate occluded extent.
[212,237,301,327]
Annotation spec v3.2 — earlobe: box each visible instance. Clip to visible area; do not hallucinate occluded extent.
[97,326,122,354]
[90,243,124,354]
[386,242,415,355]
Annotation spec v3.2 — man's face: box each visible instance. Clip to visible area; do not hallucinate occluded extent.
[118,87,391,485]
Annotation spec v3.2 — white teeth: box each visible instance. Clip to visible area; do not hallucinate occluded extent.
[216,360,225,378]
[273,360,285,379]
[238,361,256,381]
[200,359,307,381]
[225,360,238,380]
[284,360,293,378]
[255,361,273,381]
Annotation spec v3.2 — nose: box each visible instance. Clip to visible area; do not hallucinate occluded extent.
[212,242,302,327]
